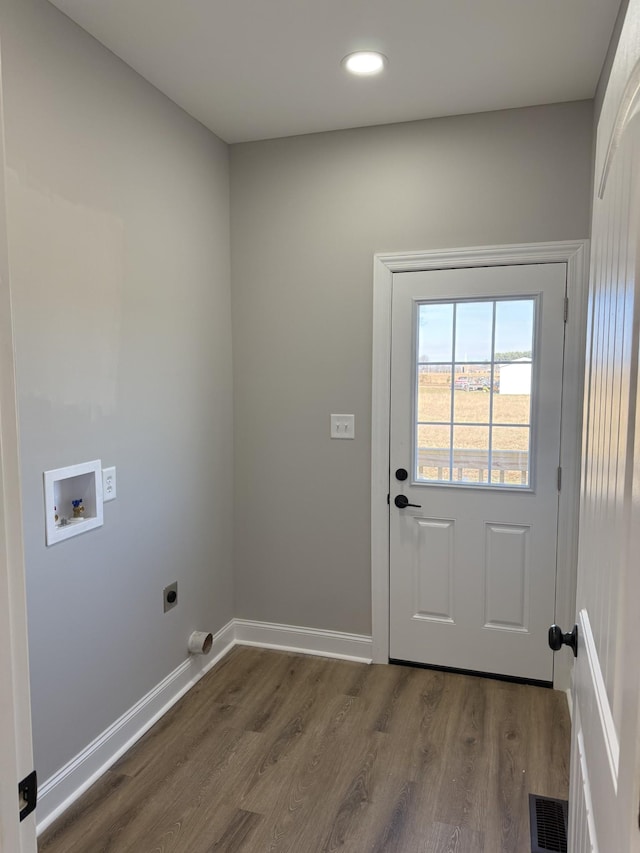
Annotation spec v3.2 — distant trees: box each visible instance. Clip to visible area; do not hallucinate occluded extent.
[419,350,532,368]
[494,350,532,362]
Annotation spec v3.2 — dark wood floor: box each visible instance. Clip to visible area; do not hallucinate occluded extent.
[39,646,570,852]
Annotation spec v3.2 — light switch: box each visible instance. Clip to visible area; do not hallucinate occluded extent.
[331,414,355,439]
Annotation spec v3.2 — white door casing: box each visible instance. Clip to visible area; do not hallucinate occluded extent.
[0,31,37,853]
[372,241,588,691]
[569,2,640,848]
[389,263,565,682]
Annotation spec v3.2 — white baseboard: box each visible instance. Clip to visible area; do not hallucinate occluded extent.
[36,617,373,834]
[36,619,235,835]
[233,618,373,663]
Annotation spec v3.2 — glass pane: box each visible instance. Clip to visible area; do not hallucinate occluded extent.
[418,303,454,364]
[417,367,452,423]
[493,367,531,424]
[412,295,536,489]
[416,424,451,482]
[452,426,489,483]
[453,364,491,422]
[455,301,493,363]
[491,426,530,486]
[494,299,535,361]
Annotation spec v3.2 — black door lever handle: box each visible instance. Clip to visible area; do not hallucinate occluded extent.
[394,495,422,509]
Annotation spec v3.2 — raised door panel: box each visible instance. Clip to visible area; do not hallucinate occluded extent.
[412,517,455,623]
[483,523,530,631]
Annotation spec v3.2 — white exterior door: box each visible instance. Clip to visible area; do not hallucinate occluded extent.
[389,262,566,682]
[568,3,640,850]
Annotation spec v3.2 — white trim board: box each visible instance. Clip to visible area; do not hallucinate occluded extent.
[36,618,373,833]
[565,688,573,724]
[234,619,373,663]
[0,35,36,848]
[371,241,589,692]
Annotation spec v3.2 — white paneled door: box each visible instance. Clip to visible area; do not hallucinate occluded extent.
[389,263,566,682]
[568,2,640,849]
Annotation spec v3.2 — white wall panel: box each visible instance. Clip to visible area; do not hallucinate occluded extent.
[580,127,635,730]
[570,3,640,842]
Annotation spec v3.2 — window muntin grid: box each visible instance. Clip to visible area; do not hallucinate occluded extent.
[415,297,536,488]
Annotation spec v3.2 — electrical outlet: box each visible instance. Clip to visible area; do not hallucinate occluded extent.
[102,466,117,501]
[163,581,178,613]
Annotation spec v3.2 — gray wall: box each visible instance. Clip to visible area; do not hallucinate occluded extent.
[1,0,233,781]
[230,101,594,635]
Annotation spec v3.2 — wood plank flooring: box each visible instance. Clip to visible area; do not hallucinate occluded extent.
[38,646,570,853]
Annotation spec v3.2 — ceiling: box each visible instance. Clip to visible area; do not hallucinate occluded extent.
[47,0,621,144]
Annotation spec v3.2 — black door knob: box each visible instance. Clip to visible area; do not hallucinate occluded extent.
[394,495,422,509]
[395,468,408,481]
[548,623,578,657]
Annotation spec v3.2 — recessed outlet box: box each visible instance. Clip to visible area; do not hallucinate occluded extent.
[163,582,178,613]
[44,460,104,546]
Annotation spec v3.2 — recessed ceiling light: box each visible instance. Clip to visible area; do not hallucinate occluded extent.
[342,51,387,76]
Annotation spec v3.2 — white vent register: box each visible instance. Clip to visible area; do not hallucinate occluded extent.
[44,460,104,545]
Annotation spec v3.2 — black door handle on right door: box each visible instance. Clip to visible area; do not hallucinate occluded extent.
[548,623,578,657]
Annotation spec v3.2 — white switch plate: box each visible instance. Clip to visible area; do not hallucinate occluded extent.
[331,414,355,439]
[102,466,117,501]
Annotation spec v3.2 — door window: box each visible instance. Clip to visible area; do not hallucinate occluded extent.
[416,297,536,487]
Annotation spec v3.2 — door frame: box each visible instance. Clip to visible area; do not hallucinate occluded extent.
[0,29,37,851]
[371,241,589,690]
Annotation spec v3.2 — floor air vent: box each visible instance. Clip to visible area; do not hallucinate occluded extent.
[529,794,568,853]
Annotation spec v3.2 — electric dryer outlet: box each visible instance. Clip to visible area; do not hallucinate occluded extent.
[163,582,178,612]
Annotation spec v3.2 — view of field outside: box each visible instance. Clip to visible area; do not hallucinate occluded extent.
[415,297,535,486]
